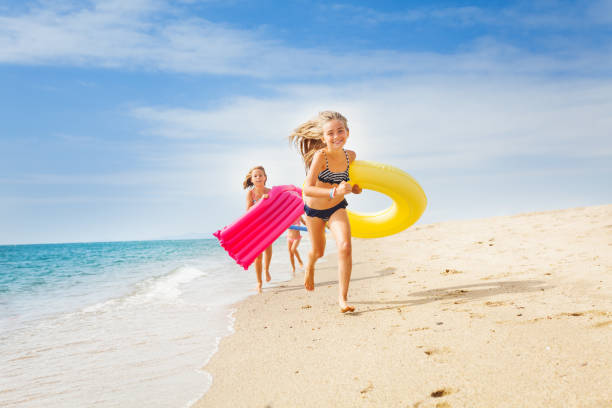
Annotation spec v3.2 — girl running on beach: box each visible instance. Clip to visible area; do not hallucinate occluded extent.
[289,111,362,313]
[287,216,306,274]
[243,165,273,293]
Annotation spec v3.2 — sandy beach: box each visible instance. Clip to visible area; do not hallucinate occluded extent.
[195,204,612,408]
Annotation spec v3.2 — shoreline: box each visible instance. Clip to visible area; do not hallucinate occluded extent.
[194,205,612,407]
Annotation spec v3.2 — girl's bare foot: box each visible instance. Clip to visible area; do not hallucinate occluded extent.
[339,298,354,313]
[265,272,271,282]
[304,264,315,291]
[256,282,262,293]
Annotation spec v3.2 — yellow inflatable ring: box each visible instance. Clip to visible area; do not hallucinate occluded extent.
[347,160,427,238]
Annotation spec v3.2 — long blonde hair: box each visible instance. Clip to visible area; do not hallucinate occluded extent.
[289,111,349,171]
[243,165,267,189]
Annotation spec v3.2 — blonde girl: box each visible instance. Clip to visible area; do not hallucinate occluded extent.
[289,111,362,313]
[243,165,273,293]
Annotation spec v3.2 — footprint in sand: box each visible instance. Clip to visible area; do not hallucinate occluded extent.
[360,382,374,398]
[423,347,450,356]
[408,326,430,332]
[442,268,463,275]
[431,388,454,398]
[423,347,452,363]
[521,310,612,325]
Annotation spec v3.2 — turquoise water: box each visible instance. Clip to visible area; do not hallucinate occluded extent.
[1,240,224,330]
[0,237,307,407]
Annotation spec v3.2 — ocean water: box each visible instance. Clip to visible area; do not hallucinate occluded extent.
[0,236,313,407]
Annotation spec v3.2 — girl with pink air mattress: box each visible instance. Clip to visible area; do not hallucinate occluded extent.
[213,166,304,292]
[243,166,272,291]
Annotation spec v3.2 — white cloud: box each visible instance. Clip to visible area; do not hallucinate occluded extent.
[2,1,611,243]
[328,2,610,29]
[3,73,610,243]
[112,73,612,231]
[4,69,610,233]
[131,97,304,140]
[133,75,612,166]
[1,0,610,77]
[328,4,494,26]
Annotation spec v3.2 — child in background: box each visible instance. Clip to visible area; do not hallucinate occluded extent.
[287,216,306,273]
[243,166,273,293]
[289,111,362,312]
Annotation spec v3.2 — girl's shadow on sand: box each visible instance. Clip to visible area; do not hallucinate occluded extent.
[274,266,552,316]
[350,278,552,316]
[272,263,394,293]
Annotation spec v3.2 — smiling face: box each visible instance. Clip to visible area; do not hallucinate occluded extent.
[322,119,349,151]
[250,168,267,186]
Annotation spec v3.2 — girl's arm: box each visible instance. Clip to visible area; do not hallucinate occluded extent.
[346,150,362,194]
[347,149,356,164]
[245,190,253,211]
[303,151,353,198]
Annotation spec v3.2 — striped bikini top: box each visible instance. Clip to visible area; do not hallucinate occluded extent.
[317,149,350,185]
[251,189,266,204]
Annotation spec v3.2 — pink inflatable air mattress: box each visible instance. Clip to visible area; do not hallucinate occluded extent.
[214,185,304,270]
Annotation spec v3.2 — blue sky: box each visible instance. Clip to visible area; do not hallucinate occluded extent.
[1,0,611,245]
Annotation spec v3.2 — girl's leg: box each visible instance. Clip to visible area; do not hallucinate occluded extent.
[287,240,296,273]
[254,253,263,293]
[304,216,326,291]
[291,239,303,268]
[263,245,272,282]
[327,209,354,312]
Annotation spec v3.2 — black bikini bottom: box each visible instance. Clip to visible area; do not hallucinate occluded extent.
[304,199,348,222]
